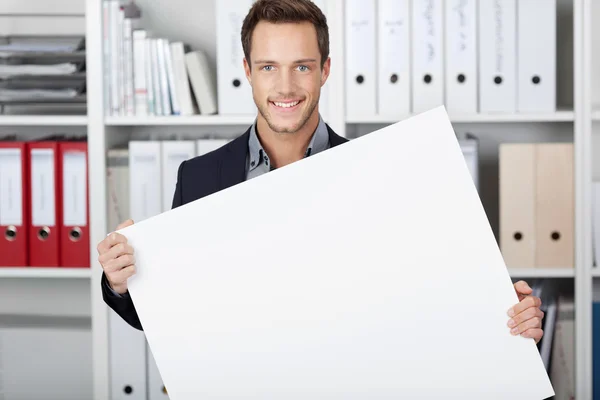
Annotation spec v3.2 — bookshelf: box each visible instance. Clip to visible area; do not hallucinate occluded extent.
[0,0,596,398]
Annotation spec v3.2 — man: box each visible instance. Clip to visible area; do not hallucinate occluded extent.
[97,0,545,344]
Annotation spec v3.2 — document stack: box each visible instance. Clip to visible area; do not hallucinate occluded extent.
[0,35,87,115]
[0,135,90,268]
[344,0,557,118]
[102,0,218,117]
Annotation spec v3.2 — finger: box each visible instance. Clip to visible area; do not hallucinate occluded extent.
[116,218,134,230]
[104,253,136,273]
[508,295,541,317]
[98,242,134,266]
[510,315,542,336]
[507,306,543,329]
[520,328,544,343]
[97,232,128,256]
[110,264,136,285]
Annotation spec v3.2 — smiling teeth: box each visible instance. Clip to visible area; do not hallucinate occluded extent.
[273,101,299,108]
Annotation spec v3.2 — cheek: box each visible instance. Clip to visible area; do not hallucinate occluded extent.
[298,74,321,93]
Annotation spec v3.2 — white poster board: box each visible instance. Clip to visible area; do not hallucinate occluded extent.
[122,106,555,399]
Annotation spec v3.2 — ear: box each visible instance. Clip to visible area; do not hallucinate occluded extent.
[243,57,252,86]
[320,57,331,87]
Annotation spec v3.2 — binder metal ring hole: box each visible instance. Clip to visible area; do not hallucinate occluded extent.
[457,74,466,83]
[513,232,523,241]
[423,74,432,84]
[494,76,503,85]
[38,227,50,241]
[69,227,82,241]
[123,385,133,394]
[551,231,561,241]
[5,226,17,241]
[390,73,398,83]
[532,75,541,84]
[232,78,241,87]
[356,74,364,84]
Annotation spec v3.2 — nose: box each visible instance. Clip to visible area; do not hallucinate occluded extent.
[275,68,296,95]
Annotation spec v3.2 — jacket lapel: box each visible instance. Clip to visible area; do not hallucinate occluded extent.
[327,124,349,147]
[218,128,250,191]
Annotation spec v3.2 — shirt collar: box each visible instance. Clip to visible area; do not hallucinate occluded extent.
[248,115,329,172]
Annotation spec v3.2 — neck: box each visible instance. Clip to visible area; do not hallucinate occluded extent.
[255,111,320,168]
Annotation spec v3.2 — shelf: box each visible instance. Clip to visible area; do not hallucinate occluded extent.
[105,115,256,126]
[508,268,574,278]
[592,110,600,121]
[0,115,88,126]
[347,110,575,124]
[592,268,600,277]
[0,267,91,278]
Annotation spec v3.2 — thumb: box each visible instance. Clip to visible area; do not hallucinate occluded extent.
[514,280,532,298]
[117,218,134,230]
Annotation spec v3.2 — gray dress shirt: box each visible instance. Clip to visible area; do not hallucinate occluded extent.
[106,115,330,298]
[246,114,330,179]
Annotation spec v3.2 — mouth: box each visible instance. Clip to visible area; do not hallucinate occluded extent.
[269,99,303,112]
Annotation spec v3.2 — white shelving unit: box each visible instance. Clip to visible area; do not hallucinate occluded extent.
[0,268,92,279]
[1,0,597,398]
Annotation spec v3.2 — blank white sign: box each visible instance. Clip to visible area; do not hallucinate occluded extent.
[123,106,554,399]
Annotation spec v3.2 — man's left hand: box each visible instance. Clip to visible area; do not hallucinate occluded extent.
[507,280,544,344]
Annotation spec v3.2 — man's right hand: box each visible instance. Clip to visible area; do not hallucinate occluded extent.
[97,219,136,294]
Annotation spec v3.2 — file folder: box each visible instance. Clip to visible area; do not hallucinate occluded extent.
[216,0,255,115]
[28,141,61,267]
[161,141,195,213]
[0,140,28,267]
[445,0,478,114]
[535,143,574,267]
[196,139,229,156]
[412,0,444,114]
[129,141,162,222]
[59,141,89,268]
[377,0,410,117]
[499,143,536,268]
[517,0,557,113]
[479,0,517,113]
[345,0,376,117]
[109,309,147,400]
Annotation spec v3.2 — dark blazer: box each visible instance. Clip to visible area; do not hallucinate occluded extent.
[102,123,348,330]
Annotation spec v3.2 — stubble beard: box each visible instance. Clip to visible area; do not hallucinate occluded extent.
[256,94,320,135]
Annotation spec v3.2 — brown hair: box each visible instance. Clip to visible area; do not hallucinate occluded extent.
[241,0,329,68]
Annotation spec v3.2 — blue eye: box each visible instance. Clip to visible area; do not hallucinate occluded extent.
[298,65,309,72]
[262,65,273,71]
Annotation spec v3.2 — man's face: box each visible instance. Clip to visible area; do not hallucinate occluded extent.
[243,20,330,134]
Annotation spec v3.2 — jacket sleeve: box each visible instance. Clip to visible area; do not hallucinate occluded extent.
[101,271,143,330]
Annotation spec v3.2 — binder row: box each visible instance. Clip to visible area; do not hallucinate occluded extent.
[499,143,574,269]
[101,0,557,118]
[346,0,557,117]
[102,0,218,117]
[0,137,89,268]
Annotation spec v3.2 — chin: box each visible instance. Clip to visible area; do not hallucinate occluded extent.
[261,98,317,134]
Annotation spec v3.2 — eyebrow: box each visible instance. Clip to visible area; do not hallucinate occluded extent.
[253,58,318,64]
